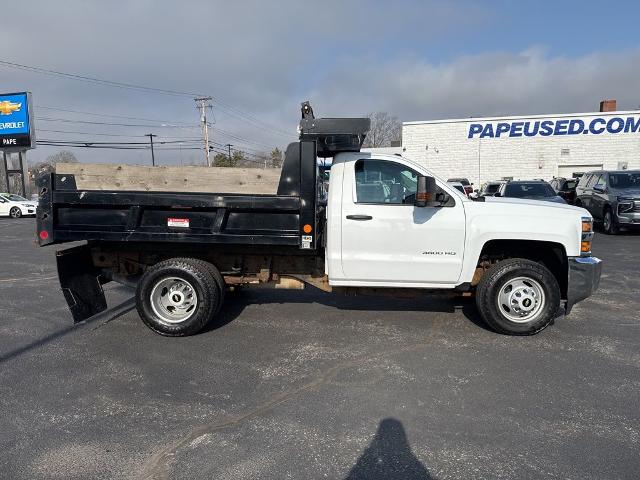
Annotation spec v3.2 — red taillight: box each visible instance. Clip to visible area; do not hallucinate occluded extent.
[39,231,49,240]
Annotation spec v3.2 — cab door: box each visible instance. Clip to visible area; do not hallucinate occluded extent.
[590,173,608,219]
[340,158,466,285]
[583,173,601,215]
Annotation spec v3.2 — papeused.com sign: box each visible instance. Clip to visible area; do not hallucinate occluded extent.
[468,115,640,139]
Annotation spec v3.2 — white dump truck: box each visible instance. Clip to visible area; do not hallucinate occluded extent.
[37,102,601,336]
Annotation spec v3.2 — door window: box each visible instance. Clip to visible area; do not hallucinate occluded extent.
[577,174,591,189]
[586,174,599,187]
[355,160,418,204]
[592,174,605,189]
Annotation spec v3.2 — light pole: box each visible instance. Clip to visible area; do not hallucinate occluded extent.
[145,133,157,166]
[226,143,233,163]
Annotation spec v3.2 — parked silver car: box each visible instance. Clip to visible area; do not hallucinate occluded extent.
[575,170,640,234]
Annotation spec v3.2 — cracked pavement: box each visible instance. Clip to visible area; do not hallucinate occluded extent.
[1,218,639,479]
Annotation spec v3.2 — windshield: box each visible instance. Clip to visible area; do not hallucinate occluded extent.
[504,183,556,198]
[4,194,27,201]
[448,178,470,186]
[609,172,640,189]
[485,183,501,194]
[564,180,577,190]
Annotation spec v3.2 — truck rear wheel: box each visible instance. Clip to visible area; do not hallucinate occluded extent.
[135,258,222,336]
[475,258,560,335]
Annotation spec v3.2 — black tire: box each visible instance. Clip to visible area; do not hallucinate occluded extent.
[202,261,226,315]
[9,207,22,218]
[475,258,560,335]
[135,258,221,336]
[602,206,619,235]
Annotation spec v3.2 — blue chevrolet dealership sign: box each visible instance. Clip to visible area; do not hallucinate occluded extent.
[0,92,34,149]
[468,115,640,139]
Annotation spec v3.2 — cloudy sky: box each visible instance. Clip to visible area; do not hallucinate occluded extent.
[2,0,639,166]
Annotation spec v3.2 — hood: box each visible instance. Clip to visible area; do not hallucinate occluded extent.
[532,195,566,204]
[484,195,581,211]
[610,187,640,198]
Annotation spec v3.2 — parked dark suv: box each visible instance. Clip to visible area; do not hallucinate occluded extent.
[495,180,566,204]
[575,170,640,234]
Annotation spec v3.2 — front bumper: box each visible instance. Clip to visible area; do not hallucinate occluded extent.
[617,210,640,225]
[565,256,602,314]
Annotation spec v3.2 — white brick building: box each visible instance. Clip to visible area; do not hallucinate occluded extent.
[402,108,640,185]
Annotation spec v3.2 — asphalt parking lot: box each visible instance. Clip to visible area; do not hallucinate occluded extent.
[0,217,639,479]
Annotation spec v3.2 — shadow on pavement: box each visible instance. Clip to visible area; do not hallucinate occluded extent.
[0,297,136,364]
[345,418,434,480]
[205,287,491,334]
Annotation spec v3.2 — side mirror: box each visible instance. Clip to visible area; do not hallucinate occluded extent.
[415,175,438,207]
[494,192,502,197]
[593,186,605,193]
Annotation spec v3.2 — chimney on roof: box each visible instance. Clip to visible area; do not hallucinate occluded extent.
[599,99,616,112]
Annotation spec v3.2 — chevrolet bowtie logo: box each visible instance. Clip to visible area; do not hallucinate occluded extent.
[0,100,22,115]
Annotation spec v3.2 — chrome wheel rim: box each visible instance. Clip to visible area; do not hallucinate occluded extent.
[604,211,611,231]
[10,207,20,218]
[150,277,198,324]
[497,276,545,323]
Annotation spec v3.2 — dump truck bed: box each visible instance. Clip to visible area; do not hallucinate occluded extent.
[37,141,321,251]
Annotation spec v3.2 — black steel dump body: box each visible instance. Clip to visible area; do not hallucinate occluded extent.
[37,141,317,251]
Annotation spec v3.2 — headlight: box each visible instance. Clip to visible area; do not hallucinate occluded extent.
[580,217,593,256]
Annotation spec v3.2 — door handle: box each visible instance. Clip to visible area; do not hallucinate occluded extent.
[346,214,373,221]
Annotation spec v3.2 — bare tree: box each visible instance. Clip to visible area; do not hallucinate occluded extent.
[31,150,79,174]
[362,112,402,148]
[270,148,283,168]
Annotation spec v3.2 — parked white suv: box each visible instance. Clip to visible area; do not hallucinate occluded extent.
[0,193,37,218]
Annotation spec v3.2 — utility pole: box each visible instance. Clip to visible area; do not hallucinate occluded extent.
[226,143,233,163]
[195,96,213,166]
[145,133,157,166]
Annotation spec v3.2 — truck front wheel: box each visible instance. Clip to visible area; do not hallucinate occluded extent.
[475,259,560,335]
[136,258,222,336]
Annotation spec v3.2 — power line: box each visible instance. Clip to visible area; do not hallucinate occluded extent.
[36,141,202,151]
[36,116,200,129]
[0,59,203,97]
[38,128,202,140]
[38,139,202,146]
[36,105,196,125]
[38,130,274,156]
[0,58,295,139]
[214,101,295,139]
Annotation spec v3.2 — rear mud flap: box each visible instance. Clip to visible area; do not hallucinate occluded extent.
[56,245,108,323]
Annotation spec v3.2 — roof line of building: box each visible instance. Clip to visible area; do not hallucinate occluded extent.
[403,109,640,126]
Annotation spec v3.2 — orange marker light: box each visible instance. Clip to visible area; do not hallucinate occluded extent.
[580,241,591,253]
[303,224,312,234]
